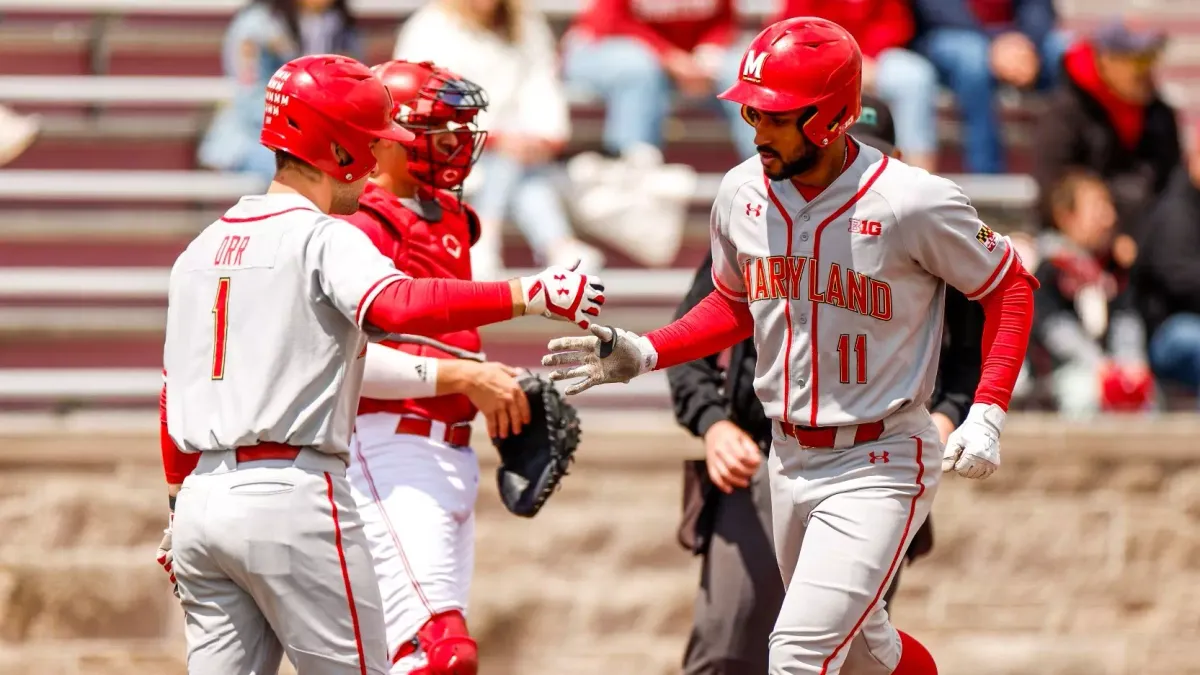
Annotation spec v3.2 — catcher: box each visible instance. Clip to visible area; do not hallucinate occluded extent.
[344,59,579,675]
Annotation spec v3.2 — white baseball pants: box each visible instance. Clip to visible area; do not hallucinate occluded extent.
[347,413,480,672]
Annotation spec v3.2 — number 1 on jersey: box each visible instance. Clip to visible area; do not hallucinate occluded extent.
[837,333,868,384]
[212,277,231,380]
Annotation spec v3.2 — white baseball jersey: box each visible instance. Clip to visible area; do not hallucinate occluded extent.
[163,192,408,461]
[710,142,1016,427]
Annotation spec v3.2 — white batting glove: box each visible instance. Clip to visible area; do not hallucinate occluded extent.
[542,324,658,395]
[942,403,1005,479]
[518,260,605,329]
[155,512,179,599]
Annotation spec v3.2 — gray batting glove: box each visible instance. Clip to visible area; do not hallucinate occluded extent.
[542,325,658,395]
[941,403,1004,479]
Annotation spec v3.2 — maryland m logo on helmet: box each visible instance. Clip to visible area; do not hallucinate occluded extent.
[741,49,767,82]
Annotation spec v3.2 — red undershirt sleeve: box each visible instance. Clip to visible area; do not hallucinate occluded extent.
[161,373,199,485]
[645,289,755,371]
[364,277,515,335]
[974,263,1039,411]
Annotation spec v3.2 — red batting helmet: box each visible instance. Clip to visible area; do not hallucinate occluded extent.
[371,60,488,194]
[719,17,863,148]
[260,54,414,183]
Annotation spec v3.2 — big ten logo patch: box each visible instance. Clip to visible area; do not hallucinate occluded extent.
[263,69,292,125]
[975,224,998,252]
[631,0,720,21]
[741,49,768,82]
[849,218,882,236]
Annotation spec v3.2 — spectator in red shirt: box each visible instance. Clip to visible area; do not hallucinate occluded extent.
[561,0,748,160]
[769,0,939,170]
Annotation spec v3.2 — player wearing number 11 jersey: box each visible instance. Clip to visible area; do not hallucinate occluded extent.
[156,54,604,675]
[542,18,1037,675]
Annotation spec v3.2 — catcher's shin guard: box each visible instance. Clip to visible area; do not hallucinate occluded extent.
[408,611,478,675]
[892,631,937,675]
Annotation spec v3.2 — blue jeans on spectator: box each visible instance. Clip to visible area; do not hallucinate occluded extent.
[913,29,1071,173]
[872,48,939,160]
[1149,313,1200,395]
[471,151,575,262]
[563,36,749,157]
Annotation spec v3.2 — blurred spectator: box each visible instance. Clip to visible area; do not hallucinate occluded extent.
[767,0,939,171]
[394,0,604,280]
[1132,132,1200,402]
[0,105,38,167]
[1033,19,1179,245]
[912,0,1070,173]
[558,1,715,269]
[1031,170,1153,417]
[561,0,744,157]
[198,0,361,185]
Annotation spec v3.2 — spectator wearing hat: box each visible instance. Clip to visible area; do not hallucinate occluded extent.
[912,0,1071,174]
[668,95,973,675]
[1132,130,1200,404]
[1033,18,1179,251]
[768,0,940,171]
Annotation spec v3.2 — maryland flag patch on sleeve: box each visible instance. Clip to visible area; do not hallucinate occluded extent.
[975,224,998,252]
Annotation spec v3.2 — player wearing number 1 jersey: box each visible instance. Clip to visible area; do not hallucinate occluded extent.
[156,54,605,675]
[542,18,1037,675]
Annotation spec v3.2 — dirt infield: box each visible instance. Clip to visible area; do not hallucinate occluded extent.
[0,410,1198,675]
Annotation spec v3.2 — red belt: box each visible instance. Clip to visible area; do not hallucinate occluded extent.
[779,420,885,448]
[235,442,302,463]
[396,417,472,447]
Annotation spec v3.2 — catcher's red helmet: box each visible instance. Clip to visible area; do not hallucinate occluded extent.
[371,60,488,193]
[719,17,863,148]
[260,54,414,184]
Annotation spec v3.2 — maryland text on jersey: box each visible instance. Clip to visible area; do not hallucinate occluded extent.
[740,255,893,321]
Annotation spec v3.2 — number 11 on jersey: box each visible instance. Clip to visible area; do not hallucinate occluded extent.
[212,277,231,380]
[837,333,868,384]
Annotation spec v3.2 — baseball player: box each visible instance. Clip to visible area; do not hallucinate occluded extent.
[543,18,1037,675]
[155,54,605,675]
[341,59,507,675]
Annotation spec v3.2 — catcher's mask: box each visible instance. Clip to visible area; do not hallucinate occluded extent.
[372,60,489,200]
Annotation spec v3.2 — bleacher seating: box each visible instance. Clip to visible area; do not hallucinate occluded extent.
[0,0,1196,410]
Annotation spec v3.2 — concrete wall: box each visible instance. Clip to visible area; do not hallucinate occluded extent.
[0,411,1196,675]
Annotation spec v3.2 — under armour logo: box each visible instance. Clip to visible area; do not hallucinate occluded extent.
[869,452,889,464]
[746,203,762,217]
[556,288,570,296]
[554,274,567,281]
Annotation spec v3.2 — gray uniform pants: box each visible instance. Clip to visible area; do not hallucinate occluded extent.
[172,448,390,675]
[682,461,916,675]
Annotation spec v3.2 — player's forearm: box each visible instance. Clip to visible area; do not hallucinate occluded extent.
[160,380,199,486]
[646,290,755,371]
[361,342,439,399]
[364,277,523,335]
[974,265,1038,411]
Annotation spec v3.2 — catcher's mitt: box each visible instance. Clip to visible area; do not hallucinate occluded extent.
[493,371,581,518]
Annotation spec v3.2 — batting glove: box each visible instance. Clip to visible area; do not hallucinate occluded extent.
[155,512,179,599]
[942,403,1005,479]
[542,325,657,395]
[519,260,605,329]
